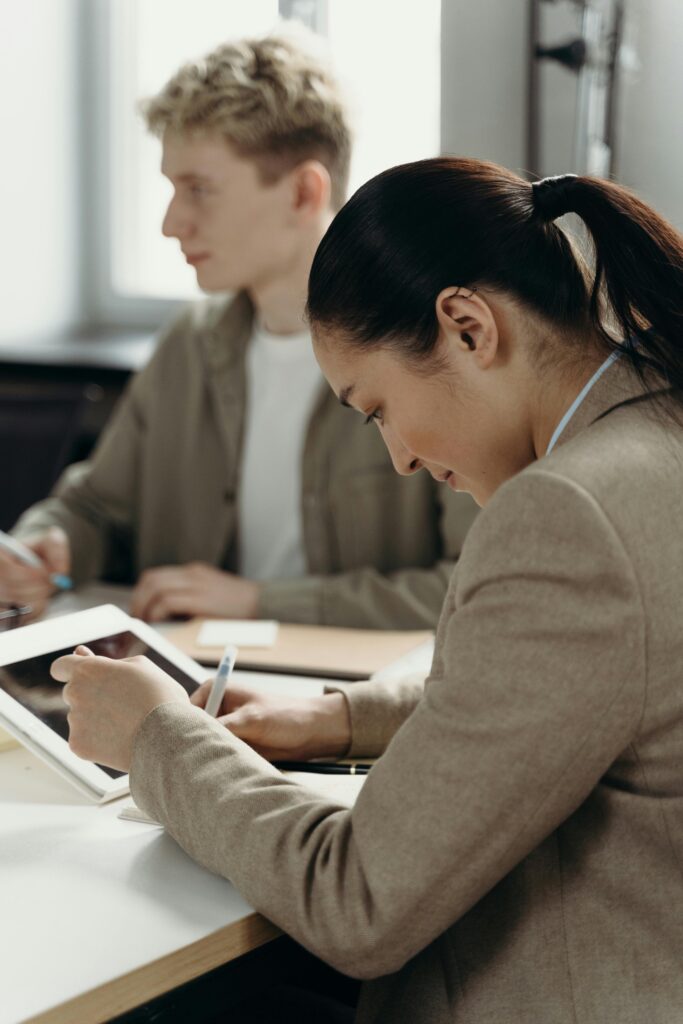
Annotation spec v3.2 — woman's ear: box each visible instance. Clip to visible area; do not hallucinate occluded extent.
[434,287,499,368]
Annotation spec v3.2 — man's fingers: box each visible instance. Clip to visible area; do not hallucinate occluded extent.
[32,527,71,575]
[130,571,163,618]
[130,568,186,619]
[130,564,219,620]
[142,587,199,623]
[0,554,47,589]
[0,580,49,607]
[0,545,52,613]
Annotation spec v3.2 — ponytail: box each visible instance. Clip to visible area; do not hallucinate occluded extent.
[533,173,683,392]
[307,157,683,401]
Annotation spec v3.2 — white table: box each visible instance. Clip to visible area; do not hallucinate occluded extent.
[0,744,279,1024]
[1,585,366,1024]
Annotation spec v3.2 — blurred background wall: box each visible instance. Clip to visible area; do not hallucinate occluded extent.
[1,0,681,343]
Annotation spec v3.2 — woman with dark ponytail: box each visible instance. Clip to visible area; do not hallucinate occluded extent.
[51,158,683,1023]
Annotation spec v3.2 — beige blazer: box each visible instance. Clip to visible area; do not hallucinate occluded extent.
[131,358,683,1022]
[14,294,477,629]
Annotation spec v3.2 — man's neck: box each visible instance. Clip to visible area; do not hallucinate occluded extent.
[251,277,309,336]
[248,219,331,336]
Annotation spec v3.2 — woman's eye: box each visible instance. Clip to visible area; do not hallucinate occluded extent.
[364,409,382,426]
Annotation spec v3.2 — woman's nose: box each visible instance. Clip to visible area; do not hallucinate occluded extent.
[384,433,422,476]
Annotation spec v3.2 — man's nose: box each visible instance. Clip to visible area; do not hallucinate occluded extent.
[162,196,190,240]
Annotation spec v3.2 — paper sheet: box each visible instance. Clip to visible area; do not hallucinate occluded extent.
[118,804,163,826]
[197,620,279,648]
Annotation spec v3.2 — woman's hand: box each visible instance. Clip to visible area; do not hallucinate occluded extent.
[190,683,351,762]
[51,646,191,772]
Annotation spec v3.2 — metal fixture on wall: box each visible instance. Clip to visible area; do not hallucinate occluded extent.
[278,0,329,34]
[527,0,626,179]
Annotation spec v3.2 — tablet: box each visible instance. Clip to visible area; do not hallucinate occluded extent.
[0,605,208,802]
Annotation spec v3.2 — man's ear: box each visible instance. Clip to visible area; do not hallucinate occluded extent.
[291,160,331,218]
[434,287,499,368]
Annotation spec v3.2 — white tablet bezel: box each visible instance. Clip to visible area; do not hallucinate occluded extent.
[0,604,208,803]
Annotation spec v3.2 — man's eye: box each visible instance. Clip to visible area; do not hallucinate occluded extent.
[364,409,382,425]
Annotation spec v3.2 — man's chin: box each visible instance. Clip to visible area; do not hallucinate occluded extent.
[195,275,235,295]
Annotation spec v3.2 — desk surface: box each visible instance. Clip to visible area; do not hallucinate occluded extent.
[1,586,366,1024]
[0,744,279,1024]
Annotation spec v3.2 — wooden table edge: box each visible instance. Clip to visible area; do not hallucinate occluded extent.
[20,912,281,1024]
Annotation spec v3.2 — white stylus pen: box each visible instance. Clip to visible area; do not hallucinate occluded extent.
[0,530,73,590]
[204,644,238,717]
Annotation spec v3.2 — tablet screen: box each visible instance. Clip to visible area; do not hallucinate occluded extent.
[0,630,201,779]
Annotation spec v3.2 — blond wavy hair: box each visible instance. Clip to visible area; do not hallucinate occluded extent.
[141,27,352,210]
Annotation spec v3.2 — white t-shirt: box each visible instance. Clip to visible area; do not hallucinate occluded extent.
[237,321,323,581]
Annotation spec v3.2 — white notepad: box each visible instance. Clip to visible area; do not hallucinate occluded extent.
[196,620,279,648]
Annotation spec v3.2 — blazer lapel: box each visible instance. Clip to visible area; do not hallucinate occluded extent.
[199,292,254,492]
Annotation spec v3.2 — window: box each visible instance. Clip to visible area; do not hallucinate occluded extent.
[92,0,441,323]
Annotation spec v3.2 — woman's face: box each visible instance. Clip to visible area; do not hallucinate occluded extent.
[313,326,537,508]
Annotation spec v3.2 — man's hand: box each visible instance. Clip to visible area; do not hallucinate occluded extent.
[129,563,261,622]
[0,527,71,620]
[190,683,351,761]
[51,646,191,772]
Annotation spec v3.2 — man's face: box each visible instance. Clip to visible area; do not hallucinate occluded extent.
[160,131,291,293]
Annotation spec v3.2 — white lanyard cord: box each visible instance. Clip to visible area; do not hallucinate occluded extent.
[546,350,622,455]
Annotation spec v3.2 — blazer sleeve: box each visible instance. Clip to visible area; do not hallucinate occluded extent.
[258,490,478,629]
[130,469,646,979]
[325,670,428,758]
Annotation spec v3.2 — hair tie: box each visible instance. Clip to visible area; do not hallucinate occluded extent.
[531,174,578,222]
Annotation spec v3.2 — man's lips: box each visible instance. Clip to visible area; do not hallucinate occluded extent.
[184,253,210,266]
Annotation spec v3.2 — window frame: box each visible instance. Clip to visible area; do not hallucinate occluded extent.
[85,1,185,329]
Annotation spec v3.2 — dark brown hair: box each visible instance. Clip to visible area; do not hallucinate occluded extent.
[306,157,683,391]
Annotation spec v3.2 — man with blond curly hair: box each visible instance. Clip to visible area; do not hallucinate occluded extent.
[6,28,476,626]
